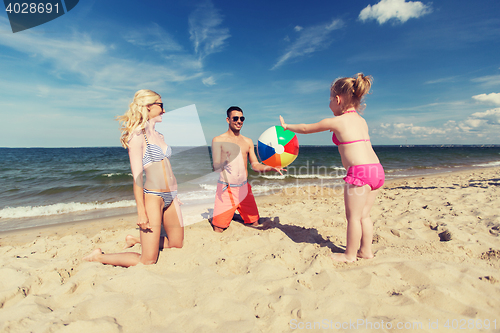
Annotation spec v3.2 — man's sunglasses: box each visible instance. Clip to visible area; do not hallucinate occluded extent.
[149,102,163,109]
[231,116,245,122]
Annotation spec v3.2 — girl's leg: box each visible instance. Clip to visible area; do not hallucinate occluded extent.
[162,197,184,248]
[332,183,370,262]
[357,189,379,259]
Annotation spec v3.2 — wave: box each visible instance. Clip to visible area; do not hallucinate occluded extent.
[289,174,344,179]
[473,160,500,167]
[198,184,217,191]
[180,191,217,201]
[260,175,286,180]
[101,173,133,178]
[0,200,136,219]
[260,173,344,180]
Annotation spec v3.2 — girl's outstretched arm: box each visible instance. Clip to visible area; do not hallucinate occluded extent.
[280,115,335,134]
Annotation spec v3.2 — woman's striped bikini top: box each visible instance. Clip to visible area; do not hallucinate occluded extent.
[142,130,172,166]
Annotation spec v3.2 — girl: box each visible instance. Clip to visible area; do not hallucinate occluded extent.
[280,73,384,262]
[83,89,184,266]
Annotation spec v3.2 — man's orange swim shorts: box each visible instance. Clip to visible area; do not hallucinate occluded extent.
[212,180,259,229]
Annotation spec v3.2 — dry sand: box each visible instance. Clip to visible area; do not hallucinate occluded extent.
[1,167,499,332]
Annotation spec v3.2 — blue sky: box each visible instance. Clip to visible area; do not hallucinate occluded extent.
[0,0,499,147]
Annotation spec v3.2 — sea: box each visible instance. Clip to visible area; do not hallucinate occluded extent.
[1,145,499,232]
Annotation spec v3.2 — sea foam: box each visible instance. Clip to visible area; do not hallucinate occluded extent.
[0,200,136,219]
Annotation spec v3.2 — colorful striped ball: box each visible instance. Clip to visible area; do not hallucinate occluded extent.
[257,126,299,168]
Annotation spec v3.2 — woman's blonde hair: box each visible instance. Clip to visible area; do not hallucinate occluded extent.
[331,73,372,113]
[117,89,161,148]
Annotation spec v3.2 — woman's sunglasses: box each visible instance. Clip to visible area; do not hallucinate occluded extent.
[232,116,245,122]
[149,102,163,109]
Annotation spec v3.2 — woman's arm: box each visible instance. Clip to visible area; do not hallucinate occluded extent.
[280,115,335,134]
[128,133,150,229]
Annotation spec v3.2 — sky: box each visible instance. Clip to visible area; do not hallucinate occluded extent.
[0,0,499,147]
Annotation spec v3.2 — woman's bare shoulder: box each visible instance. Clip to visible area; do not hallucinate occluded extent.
[128,128,144,146]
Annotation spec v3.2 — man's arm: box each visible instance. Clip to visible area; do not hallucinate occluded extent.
[211,137,226,172]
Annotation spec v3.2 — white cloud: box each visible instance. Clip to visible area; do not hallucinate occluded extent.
[424,76,459,85]
[0,17,106,74]
[374,108,500,141]
[123,25,204,72]
[469,108,500,126]
[188,1,230,61]
[378,122,449,138]
[0,15,215,147]
[292,80,329,94]
[124,23,183,53]
[472,75,500,87]
[202,76,216,86]
[0,17,205,90]
[359,0,432,24]
[272,19,343,70]
[472,93,500,106]
[294,25,303,32]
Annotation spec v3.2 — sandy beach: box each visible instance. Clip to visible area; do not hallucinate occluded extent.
[1,167,499,332]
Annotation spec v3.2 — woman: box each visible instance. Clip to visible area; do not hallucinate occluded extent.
[280,73,384,262]
[84,89,184,266]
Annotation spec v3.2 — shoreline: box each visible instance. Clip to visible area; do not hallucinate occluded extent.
[0,166,499,331]
[0,165,498,237]
[0,165,498,233]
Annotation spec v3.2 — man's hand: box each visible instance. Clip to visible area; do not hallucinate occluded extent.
[271,166,286,175]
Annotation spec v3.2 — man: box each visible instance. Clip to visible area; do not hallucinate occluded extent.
[211,106,283,232]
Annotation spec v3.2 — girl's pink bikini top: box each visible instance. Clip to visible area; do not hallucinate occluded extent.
[331,110,371,146]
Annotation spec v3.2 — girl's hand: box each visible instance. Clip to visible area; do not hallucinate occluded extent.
[137,213,150,230]
[279,115,287,130]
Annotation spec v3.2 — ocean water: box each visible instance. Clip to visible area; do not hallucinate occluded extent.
[0,145,499,232]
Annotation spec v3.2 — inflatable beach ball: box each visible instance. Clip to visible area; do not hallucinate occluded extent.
[257,126,299,168]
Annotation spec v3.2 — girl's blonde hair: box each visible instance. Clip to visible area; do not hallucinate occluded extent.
[117,89,160,148]
[331,73,372,113]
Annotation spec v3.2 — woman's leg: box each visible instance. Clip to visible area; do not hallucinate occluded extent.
[124,197,184,249]
[124,234,140,249]
[83,194,164,267]
[332,183,371,262]
[162,197,184,248]
[82,248,141,267]
[138,193,165,264]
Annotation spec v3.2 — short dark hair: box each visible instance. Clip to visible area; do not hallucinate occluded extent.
[227,106,243,118]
